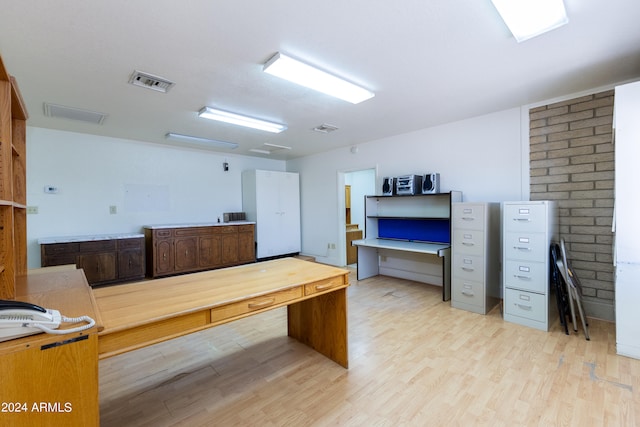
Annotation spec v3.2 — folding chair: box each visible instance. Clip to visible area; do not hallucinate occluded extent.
[550,244,570,335]
[556,238,590,340]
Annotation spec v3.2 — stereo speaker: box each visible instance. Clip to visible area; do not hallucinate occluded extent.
[382,177,395,195]
[421,173,440,194]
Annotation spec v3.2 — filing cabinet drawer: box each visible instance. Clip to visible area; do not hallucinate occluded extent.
[452,278,485,308]
[452,203,485,231]
[452,254,484,282]
[452,230,485,256]
[210,287,303,322]
[503,203,548,233]
[504,232,547,262]
[504,260,547,293]
[504,288,546,323]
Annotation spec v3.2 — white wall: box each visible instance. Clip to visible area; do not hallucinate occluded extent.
[288,107,526,266]
[614,80,640,359]
[26,127,285,268]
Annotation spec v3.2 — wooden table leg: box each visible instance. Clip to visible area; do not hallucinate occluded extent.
[287,288,348,368]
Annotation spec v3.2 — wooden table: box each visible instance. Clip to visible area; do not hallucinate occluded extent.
[0,258,349,426]
[93,257,350,367]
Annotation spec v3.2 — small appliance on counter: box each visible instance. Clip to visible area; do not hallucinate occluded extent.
[223,212,247,222]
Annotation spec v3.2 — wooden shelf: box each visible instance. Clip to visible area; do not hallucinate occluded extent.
[0,53,28,299]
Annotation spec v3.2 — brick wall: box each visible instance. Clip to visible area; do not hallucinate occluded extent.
[529,90,615,321]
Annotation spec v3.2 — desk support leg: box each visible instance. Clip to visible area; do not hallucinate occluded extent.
[441,248,451,301]
[287,288,349,368]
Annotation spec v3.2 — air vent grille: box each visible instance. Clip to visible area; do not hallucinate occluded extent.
[128,70,175,93]
[313,123,339,133]
[43,103,107,125]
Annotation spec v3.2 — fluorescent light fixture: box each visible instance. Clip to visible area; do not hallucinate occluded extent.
[263,143,292,150]
[491,0,568,42]
[165,133,238,149]
[263,52,375,104]
[249,148,271,154]
[198,106,287,133]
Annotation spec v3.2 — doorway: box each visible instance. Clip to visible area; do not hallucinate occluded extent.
[343,169,376,266]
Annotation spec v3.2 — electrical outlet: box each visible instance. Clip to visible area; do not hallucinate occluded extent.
[109,205,117,214]
[27,206,38,214]
[330,243,336,249]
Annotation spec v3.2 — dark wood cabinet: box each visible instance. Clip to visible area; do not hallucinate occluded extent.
[40,234,145,286]
[144,223,256,278]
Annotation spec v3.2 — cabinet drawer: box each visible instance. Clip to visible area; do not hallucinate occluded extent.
[304,277,345,296]
[215,226,238,234]
[452,230,485,256]
[210,287,302,322]
[452,254,484,281]
[238,225,254,233]
[79,239,116,252]
[118,238,143,250]
[42,242,79,255]
[503,204,548,232]
[504,288,546,323]
[504,232,547,262]
[504,260,547,293]
[153,229,172,238]
[452,278,485,307]
[174,227,210,237]
[452,204,485,230]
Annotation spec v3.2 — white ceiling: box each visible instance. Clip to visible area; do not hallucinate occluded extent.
[1,0,639,160]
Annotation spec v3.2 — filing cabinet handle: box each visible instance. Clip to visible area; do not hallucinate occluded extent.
[462,290,475,297]
[513,246,531,251]
[462,267,474,272]
[514,274,531,280]
[461,217,475,221]
[513,218,531,222]
[516,303,532,311]
[462,242,475,246]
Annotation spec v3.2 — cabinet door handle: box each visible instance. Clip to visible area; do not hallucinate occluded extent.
[315,284,333,291]
[248,298,276,309]
[513,246,531,251]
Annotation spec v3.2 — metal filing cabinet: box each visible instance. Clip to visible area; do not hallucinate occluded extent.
[451,202,501,314]
[502,201,557,331]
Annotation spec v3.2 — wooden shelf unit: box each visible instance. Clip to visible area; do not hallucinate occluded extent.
[0,54,28,299]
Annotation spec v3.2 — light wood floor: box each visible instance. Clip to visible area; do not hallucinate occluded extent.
[99,270,639,426]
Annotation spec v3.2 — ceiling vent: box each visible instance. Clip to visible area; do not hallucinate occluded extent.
[128,70,175,93]
[43,102,107,125]
[312,123,339,134]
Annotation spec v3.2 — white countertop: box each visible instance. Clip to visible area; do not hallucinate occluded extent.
[38,233,145,245]
[143,221,255,229]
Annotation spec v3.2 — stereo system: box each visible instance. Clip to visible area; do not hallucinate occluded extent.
[382,177,395,195]
[421,173,440,194]
[381,173,440,195]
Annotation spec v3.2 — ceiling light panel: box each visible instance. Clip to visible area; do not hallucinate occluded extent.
[165,132,238,149]
[263,52,375,104]
[198,107,287,133]
[491,0,568,42]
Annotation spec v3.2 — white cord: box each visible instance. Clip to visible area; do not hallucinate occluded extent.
[32,315,96,335]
